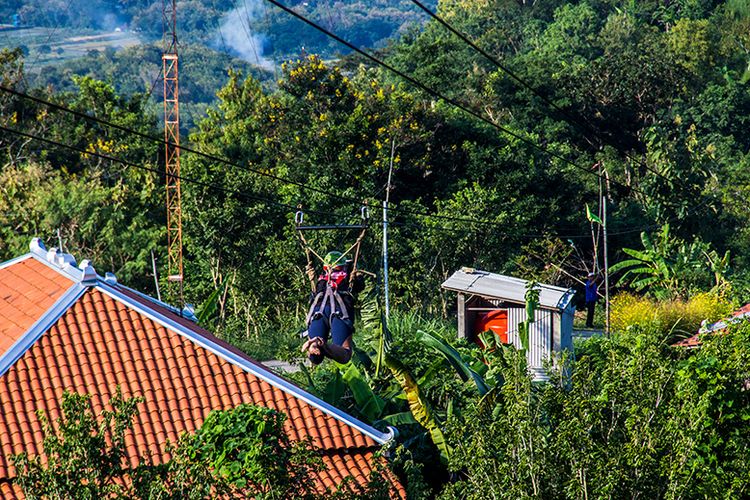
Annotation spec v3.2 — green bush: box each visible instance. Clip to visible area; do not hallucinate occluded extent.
[610,291,734,339]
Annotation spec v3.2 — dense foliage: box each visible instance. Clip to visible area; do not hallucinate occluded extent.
[439,322,750,499]
[12,392,393,498]
[4,0,750,496]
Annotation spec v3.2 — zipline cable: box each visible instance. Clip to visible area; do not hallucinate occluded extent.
[0,83,641,229]
[406,0,702,189]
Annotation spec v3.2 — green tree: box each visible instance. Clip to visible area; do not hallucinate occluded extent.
[12,388,141,499]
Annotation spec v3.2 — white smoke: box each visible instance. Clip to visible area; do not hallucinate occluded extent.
[215,0,275,70]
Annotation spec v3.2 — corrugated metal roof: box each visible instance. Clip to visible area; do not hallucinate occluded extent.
[441,268,575,311]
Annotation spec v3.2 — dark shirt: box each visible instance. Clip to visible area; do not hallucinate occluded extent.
[585,280,598,303]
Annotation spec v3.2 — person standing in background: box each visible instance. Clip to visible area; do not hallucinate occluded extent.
[585,272,599,328]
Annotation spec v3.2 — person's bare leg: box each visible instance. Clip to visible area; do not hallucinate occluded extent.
[322,336,352,364]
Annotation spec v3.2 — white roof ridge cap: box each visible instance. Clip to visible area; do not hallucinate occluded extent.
[27,238,92,283]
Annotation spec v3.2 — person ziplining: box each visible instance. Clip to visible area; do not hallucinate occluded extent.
[295,207,369,365]
[301,250,365,364]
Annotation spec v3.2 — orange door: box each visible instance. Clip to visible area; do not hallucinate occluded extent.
[475,310,508,345]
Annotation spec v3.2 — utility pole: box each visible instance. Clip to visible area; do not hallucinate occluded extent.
[603,194,610,336]
[383,138,396,319]
[163,0,183,303]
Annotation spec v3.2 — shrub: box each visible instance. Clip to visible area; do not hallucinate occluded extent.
[610,291,734,339]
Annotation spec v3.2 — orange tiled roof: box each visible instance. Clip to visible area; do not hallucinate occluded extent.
[0,256,72,354]
[0,240,403,498]
[672,333,703,348]
[673,303,750,349]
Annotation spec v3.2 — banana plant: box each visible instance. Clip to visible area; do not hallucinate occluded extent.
[419,330,489,396]
[383,352,451,464]
[610,225,678,297]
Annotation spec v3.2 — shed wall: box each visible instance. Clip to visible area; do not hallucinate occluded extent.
[505,306,554,375]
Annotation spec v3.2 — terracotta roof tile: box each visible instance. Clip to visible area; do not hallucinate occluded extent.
[0,286,400,496]
[0,258,72,355]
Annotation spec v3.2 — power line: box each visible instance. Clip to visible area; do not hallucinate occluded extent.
[1,119,716,246]
[0,121,600,241]
[0,119,581,239]
[0,123,330,221]
[260,0,662,203]
[0,77,706,240]
[405,0,698,191]
[0,83,619,230]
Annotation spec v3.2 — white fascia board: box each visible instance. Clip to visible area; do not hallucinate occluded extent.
[95,282,395,446]
[0,283,87,378]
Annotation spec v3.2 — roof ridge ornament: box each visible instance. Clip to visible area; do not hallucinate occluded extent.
[78,259,97,283]
[29,238,99,284]
[29,238,46,254]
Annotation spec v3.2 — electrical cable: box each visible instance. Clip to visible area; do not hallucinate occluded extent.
[0,121,606,241]
[406,0,708,191]
[0,123,337,221]
[1,119,718,248]
[0,83,624,229]
[0,82,711,240]
[259,0,665,202]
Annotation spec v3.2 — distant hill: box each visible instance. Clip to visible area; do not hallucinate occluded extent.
[0,0,437,62]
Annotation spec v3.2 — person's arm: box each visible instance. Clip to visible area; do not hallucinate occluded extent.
[322,337,353,364]
[306,264,318,293]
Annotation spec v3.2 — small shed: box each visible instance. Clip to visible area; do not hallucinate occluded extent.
[442,268,576,380]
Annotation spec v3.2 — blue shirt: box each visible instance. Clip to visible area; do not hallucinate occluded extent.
[585,280,598,302]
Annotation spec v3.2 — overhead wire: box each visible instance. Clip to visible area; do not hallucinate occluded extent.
[0,123,342,222]
[0,75,711,240]
[0,120,597,241]
[0,5,713,240]
[406,0,711,194]
[260,0,722,239]
[0,83,624,231]
[258,0,668,204]
[0,113,717,246]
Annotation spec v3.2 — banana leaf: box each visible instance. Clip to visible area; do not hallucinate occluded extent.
[378,411,419,427]
[339,362,386,422]
[322,369,345,405]
[420,330,489,396]
[385,353,450,464]
[196,285,222,327]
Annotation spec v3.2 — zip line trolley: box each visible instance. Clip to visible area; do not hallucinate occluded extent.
[294,204,370,291]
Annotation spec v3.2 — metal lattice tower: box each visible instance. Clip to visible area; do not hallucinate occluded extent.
[162,0,183,295]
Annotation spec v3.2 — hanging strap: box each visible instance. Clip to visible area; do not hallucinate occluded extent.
[306,289,326,325]
[333,291,350,321]
[348,227,367,286]
[306,284,351,326]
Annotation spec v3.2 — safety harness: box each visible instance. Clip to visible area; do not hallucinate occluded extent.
[295,206,369,327]
[305,273,352,326]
